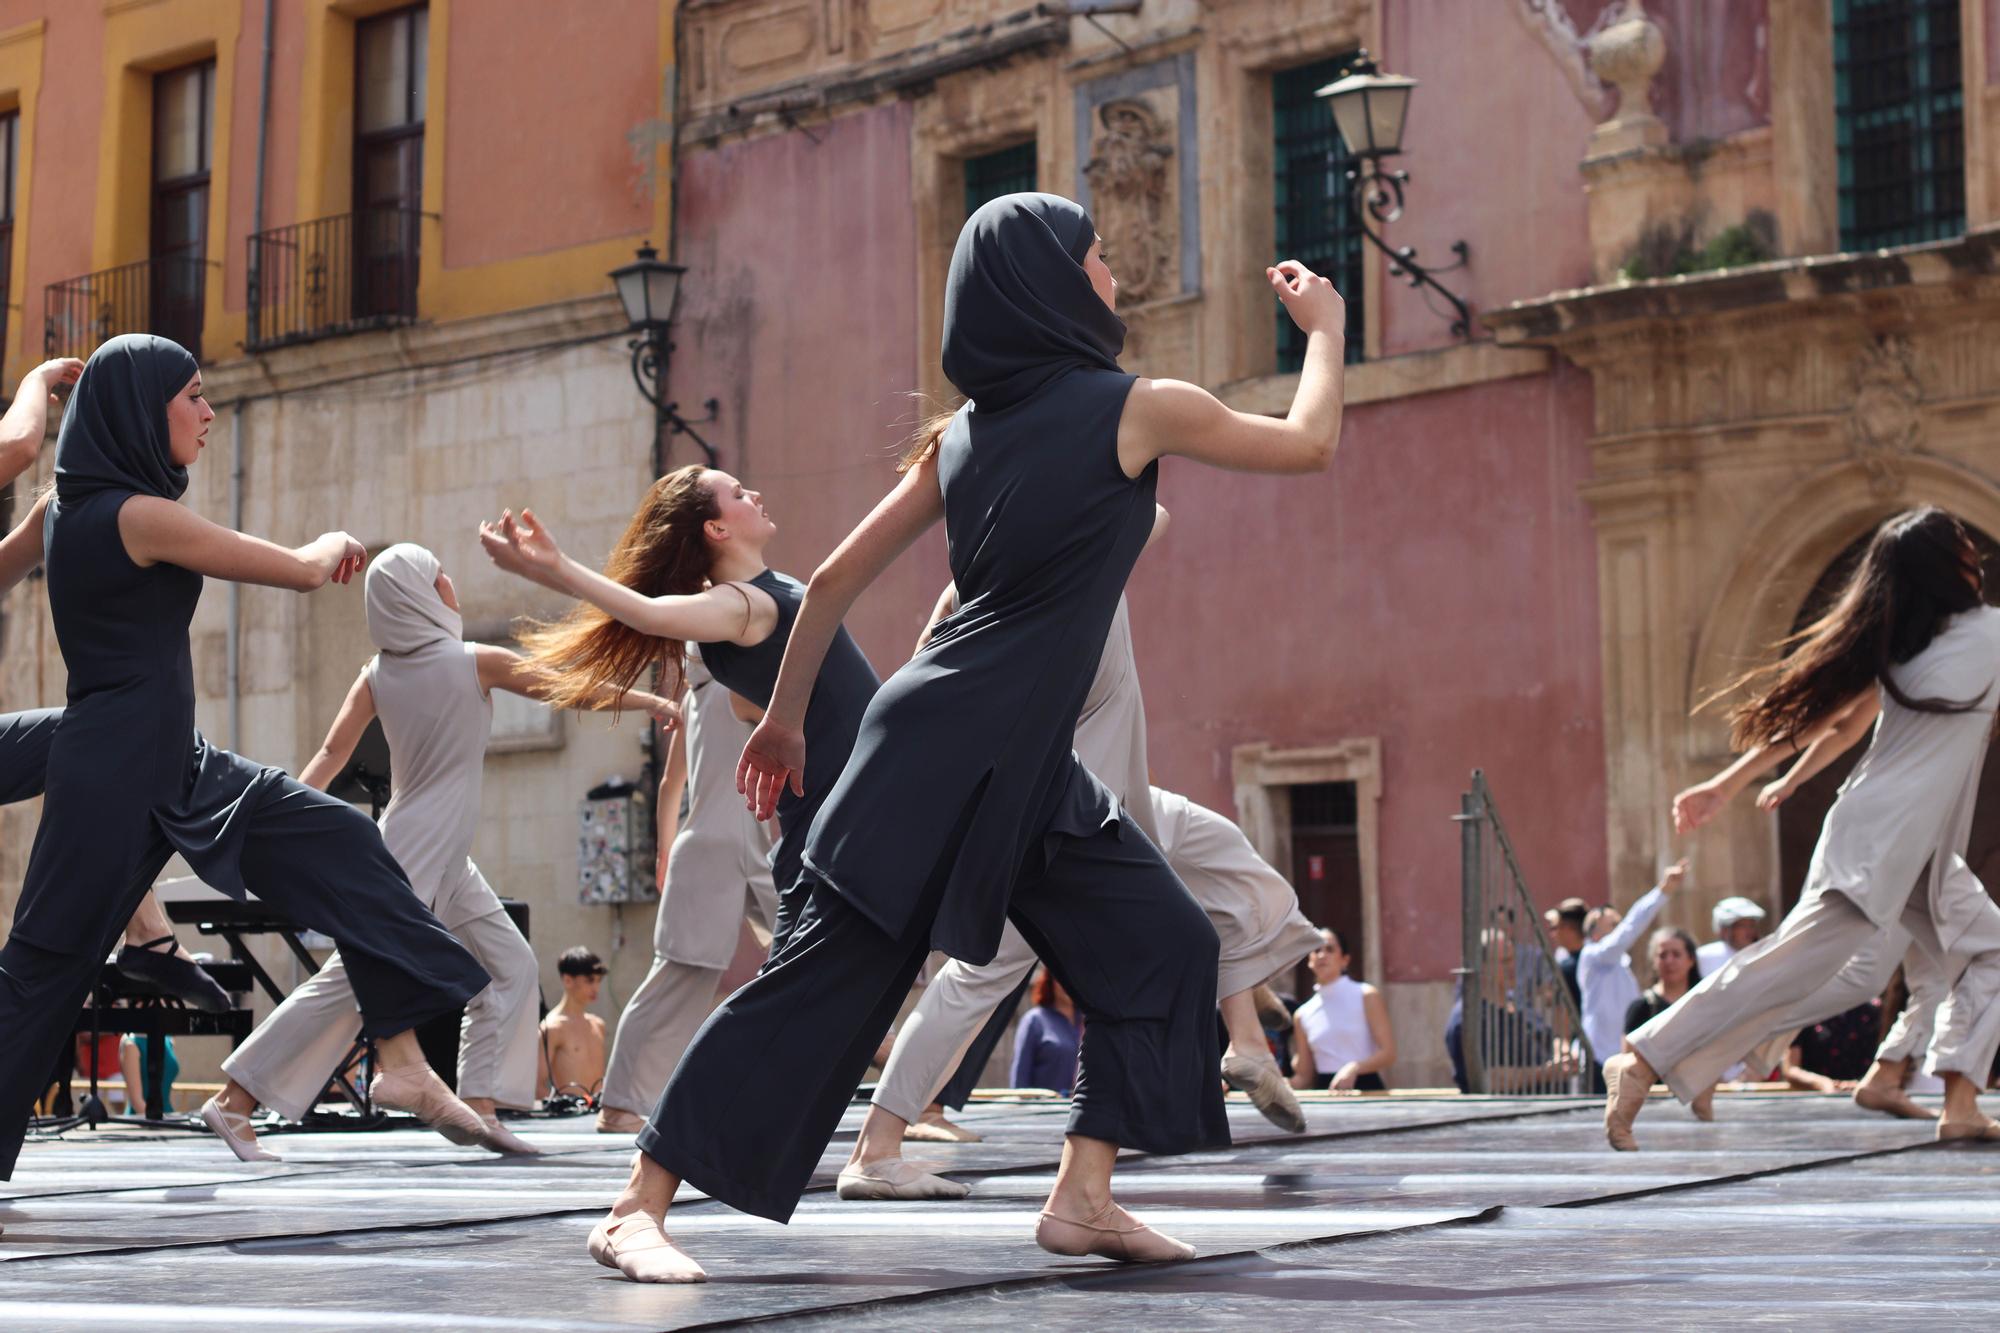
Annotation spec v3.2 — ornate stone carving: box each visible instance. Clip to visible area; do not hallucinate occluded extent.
[1846,335,1924,495]
[1082,99,1174,304]
[1511,0,1613,120]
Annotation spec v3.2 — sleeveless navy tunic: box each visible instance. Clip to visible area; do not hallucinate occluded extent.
[700,568,879,908]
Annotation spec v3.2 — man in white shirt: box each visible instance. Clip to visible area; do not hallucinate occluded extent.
[1698,897,1768,977]
[1579,861,1687,1071]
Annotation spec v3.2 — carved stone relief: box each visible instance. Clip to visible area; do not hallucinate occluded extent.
[1845,335,1924,496]
[1083,98,1176,303]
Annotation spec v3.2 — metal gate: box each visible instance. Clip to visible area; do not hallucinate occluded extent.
[1455,770,1592,1095]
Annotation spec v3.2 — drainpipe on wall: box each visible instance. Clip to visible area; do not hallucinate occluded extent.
[231,0,274,751]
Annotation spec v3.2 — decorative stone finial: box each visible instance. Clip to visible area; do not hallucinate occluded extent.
[1586,1,1667,156]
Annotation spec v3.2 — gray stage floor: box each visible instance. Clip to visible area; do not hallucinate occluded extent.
[0,1089,1990,1330]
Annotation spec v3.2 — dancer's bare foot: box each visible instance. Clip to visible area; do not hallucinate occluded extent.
[1036,1199,1194,1263]
[1937,1115,2000,1142]
[1855,1060,1937,1120]
[1690,1085,1715,1122]
[904,1106,982,1143]
[595,1107,646,1134]
[1603,1051,1655,1151]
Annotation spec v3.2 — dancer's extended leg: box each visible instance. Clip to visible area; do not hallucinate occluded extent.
[1608,889,1882,1150]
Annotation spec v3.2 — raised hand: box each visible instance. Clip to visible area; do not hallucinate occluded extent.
[317,532,366,586]
[27,358,84,402]
[737,717,806,821]
[1267,259,1346,338]
[508,508,563,570]
[1660,858,1689,893]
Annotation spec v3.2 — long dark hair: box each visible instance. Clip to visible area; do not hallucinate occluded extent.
[518,465,719,710]
[1712,506,1987,748]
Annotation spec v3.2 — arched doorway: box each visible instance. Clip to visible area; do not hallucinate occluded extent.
[1775,522,2000,912]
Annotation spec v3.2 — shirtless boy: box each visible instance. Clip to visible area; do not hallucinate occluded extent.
[540,947,609,1103]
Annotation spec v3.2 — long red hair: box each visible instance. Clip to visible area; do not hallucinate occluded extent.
[517,465,719,710]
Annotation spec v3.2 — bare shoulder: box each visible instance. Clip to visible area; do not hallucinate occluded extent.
[587,1014,606,1036]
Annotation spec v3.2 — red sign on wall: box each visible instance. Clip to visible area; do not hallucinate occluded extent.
[1307,855,1325,881]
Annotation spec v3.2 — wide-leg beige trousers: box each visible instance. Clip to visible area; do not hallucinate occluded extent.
[1632,882,2000,1104]
[222,904,539,1119]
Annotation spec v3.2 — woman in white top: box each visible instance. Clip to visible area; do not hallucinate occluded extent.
[1289,927,1394,1091]
[206,544,673,1159]
[1609,506,2000,1149]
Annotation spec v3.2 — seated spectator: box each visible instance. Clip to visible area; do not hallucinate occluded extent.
[1623,927,1702,1039]
[539,947,608,1105]
[1010,966,1079,1096]
[119,1034,180,1117]
[1782,995,1883,1093]
[74,1033,126,1112]
[1289,927,1395,1092]
[1447,930,1576,1093]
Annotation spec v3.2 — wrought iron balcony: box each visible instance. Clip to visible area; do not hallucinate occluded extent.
[44,253,207,362]
[247,208,421,352]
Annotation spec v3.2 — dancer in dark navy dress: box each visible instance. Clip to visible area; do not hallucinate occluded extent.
[0,335,496,1180]
[0,355,228,1012]
[479,465,879,956]
[574,194,1347,1282]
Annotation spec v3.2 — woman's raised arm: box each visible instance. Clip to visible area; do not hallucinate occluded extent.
[737,455,945,819]
[1116,262,1345,478]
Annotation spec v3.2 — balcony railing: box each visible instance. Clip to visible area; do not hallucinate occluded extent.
[45,254,207,362]
[248,208,421,352]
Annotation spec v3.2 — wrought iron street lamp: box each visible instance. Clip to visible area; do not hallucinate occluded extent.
[1316,51,1473,339]
[610,243,719,469]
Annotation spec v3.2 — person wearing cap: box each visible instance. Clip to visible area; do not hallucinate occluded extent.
[1698,897,1768,977]
[540,947,610,1105]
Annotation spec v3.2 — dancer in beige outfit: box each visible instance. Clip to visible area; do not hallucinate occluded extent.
[206,544,673,1158]
[1608,507,2000,1150]
[596,651,778,1133]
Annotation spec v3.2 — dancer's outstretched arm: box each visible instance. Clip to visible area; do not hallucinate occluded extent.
[478,508,775,647]
[120,498,364,591]
[473,644,679,723]
[1673,690,1875,832]
[0,357,83,489]
[738,455,945,818]
[1117,263,1343,478]
[1755,690,1880,812]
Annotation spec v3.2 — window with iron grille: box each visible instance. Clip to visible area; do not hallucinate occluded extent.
[1274,55,1365,371]
[1835,0,1964,252]
[151,61,213,359]
[964,141,1037,218]
[355,5,428,322]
